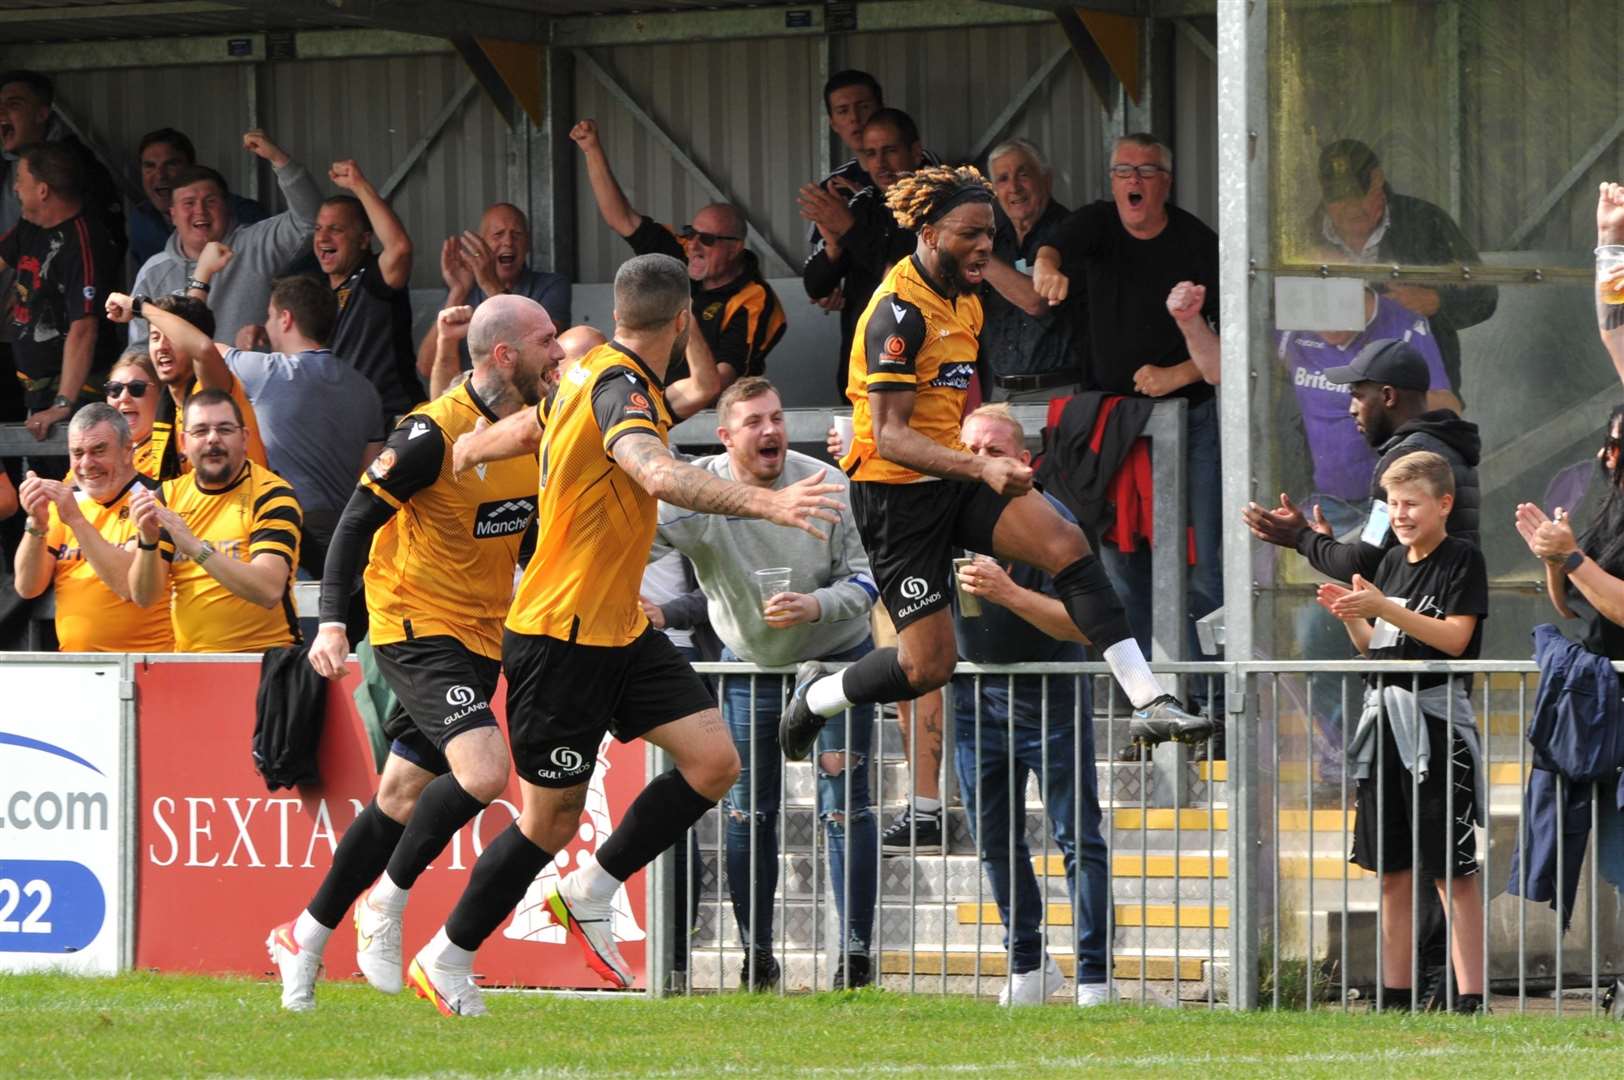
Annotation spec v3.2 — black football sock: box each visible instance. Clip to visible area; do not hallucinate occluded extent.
[306,799,405,928]
[384,772,488,890]
[594,768,715,882]
[444,823,553,951]
[835,647,917,706]
[1054,554,1135,647]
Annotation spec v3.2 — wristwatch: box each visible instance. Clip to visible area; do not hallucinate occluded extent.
[131,294,148,318]
[52,394,72,411]
[1563,550,1585,574]
[195,540,217,565]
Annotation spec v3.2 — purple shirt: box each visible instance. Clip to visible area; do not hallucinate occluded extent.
[1276,295,1450,501]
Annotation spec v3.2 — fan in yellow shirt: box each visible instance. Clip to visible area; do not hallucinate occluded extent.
[128,389,301,653]
[13,403,173,652]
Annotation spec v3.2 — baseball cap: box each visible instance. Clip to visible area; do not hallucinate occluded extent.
[1323,338,1430,391]
[1318,139,1379,203]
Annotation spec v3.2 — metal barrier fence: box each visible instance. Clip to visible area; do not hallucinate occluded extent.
[648,659,1624,1015]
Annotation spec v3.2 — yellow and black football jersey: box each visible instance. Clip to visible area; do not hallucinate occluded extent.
[157,461,301,653]
[148,373,269,481]
[357,382,538,660]
[506,341,673,647]
[130,436,160,481]
[43,475,174,652]
[840,254,982,484]
[626,217,787,379]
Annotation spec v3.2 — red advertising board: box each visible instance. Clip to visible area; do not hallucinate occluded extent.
[133,657,648,989]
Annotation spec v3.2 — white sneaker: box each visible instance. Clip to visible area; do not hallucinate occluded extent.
[999,954,1064,1007]
[547,872,632,988]
[407,946,487,1018]
[1075,981,1113,1007]
[354,890,403,994]
[266,921,321,1012]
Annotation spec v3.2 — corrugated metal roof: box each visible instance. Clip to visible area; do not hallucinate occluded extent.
[0,0,800,46]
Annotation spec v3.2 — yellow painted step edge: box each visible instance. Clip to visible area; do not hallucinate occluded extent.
[956,902,1230,929]
[878,950,1206,981]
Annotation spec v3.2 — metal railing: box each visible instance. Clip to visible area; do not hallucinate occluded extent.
[646,658,1624,1015]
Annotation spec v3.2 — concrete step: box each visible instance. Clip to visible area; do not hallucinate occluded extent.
[694,803,1236,857]
[776,756,1225,808]
[690,899,1228,954]
[677,947,1228,1000]
[690,849,1230,903]
[957,901,1230,929]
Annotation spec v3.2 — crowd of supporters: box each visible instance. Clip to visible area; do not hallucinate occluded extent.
[5,60,1622,1014]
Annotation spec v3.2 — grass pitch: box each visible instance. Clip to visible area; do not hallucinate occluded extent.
[4,972,1624,1078]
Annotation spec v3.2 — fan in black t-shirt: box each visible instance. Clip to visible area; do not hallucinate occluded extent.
[314,161,424,430]
[1318,452,1488,686]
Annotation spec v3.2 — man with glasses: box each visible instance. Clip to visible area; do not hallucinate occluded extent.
[115,278,380,580]
[13,403,172,652]
[1312,140,1495,403]
[128,389,302,654]
[570,118,785,396]
[1029,134,1223,721]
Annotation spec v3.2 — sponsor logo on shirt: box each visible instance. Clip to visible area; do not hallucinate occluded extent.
[1293,366,1351,394]
[369,448,396,479]
[473,497,536,538]
[929,362,977,390]
[890,302,909,323]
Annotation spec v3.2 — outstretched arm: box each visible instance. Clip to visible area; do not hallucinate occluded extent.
[570,119,642,238]
[1167,281,1220,384]
[452,407,542,477]
[611,432,841,539]
[664,308,724,418]
[330,160,413,289]
[1597,182,1624,385]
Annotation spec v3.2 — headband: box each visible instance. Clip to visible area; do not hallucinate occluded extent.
[923,185,994,225]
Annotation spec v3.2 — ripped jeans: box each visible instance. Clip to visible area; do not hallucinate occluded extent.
[720,639,878,957]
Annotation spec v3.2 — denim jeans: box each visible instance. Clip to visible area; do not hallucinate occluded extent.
[952,674,1109,982]
[1099,397,1223,679]
[720,639,878,955]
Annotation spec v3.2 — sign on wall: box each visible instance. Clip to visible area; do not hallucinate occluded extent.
[0,662,125,974]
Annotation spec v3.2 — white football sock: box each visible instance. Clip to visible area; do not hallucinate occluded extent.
[293,909,332,954]
[575,854,622,903]
[424,927,474,971]
[807,672,854,717]
[1102,639,1166,709]
[367,872,409,918]
[911,795,942,815]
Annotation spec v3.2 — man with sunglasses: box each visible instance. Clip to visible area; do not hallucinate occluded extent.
[103,287,269,482]
[128,388,302,654]
[1028,134,1224,716]
[570,118,785,398]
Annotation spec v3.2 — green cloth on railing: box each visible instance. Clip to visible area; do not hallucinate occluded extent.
[351,636,395,774]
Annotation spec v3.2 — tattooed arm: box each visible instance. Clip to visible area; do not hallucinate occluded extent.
[611,432,843,540]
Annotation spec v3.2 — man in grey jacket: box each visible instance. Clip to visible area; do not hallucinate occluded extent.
[649,375,881,992]
[128,129,321,345]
